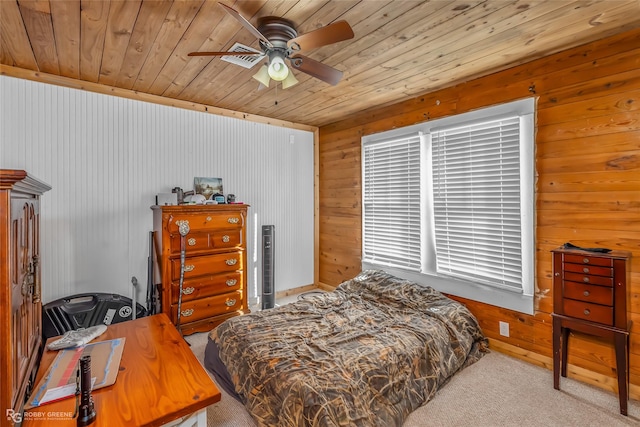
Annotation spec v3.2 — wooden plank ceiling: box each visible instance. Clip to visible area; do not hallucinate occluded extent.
[2,0,640,127]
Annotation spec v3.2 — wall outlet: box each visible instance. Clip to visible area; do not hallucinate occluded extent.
[499,321,510,337]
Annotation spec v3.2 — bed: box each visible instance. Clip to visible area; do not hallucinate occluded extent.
[205,269,488,427]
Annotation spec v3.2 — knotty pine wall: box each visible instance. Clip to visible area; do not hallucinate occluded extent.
[318,28,640,398]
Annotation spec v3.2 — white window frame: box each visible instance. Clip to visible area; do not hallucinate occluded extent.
[362,98,535,314]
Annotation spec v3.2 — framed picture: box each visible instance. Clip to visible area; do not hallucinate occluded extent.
[194,177,223,200]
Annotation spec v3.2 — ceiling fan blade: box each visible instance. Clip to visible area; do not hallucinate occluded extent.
[289,55,343,86]
[219,3,272,49]
[288,21,354,52]
[188,51,263,57]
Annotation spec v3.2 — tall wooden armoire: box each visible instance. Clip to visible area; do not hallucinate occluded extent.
[0,170,51,426]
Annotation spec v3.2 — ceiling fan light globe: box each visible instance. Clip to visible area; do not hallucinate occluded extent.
[281,71,299,89]
[268,57,289,81]
[252,65,271,87]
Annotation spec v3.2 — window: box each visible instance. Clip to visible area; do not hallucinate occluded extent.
[362,99,535,314]
[362,134,421,270]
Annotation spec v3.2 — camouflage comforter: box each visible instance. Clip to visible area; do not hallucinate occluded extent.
[210,270,488,427]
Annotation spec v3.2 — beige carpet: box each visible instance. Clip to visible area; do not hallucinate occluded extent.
[185,332,639,426]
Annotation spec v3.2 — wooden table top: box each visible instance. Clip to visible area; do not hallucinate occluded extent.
[23,314,221,427]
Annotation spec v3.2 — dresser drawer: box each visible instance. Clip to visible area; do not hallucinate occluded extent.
[171,290,244,324]
[562,299,613,325]
[170,251,243,281]
[166,211,244,233]
[563,281,613,306]
[168,229,243,254]
[563,262,612,277]
[563,271,613,287]
[563,254,613,267]
[170,271,243,304]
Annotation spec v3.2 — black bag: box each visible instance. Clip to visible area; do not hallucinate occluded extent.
[42,293,146,340]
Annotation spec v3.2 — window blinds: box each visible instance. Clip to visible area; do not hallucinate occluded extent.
[362,135,421,270]
[431,116,522,291]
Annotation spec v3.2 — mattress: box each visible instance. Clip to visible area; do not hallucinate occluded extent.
[205,269,488,426]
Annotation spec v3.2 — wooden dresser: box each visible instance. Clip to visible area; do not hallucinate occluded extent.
[551,246,631,415]
[152,204,250,335]
[0,169,51,427]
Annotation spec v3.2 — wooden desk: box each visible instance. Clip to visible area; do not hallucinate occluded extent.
[23,314,221,427]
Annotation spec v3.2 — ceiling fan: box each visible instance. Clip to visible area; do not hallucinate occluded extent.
[188,3,354,89]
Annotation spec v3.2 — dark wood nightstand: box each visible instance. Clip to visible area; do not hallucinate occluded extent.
[551,247,631,415]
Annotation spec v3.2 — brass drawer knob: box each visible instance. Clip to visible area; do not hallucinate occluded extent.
[187,238,196,246]
[206,216,212,221]
[182,287,195,295]
[227,217,239,224]
[582,267,589,273]
[181,308,194,317]
[226,279,237,286]
[225,259,237,266]
[583,290,590,297]
[225,299,237,307]
[582,277,590,283]
[184,265,195,272]
[222,235,230,243]
[583,309,590,316]
[583,258,589,263]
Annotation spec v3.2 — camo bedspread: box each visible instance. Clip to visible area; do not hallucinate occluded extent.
[210,270,488,427]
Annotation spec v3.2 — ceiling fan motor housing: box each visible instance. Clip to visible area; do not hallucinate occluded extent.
[257,16,298,54]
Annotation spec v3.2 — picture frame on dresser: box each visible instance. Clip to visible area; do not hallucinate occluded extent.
[193,177,223,200]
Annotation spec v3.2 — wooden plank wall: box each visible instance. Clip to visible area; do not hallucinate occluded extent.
[318,28,640,398]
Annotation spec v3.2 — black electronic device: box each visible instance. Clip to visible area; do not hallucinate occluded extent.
[262,225,275,310]
[213,193,226,204]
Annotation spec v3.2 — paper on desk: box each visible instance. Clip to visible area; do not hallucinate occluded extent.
[25,338,125,409]
[39,378,96,406]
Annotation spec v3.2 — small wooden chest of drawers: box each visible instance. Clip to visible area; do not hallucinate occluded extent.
[551,247,631,415]
[152,204,250,335]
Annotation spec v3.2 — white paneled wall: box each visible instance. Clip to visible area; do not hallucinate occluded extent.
[0,75,314,306]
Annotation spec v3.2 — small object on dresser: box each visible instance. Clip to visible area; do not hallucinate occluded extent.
[156,193,178,206]
[47,324,108,351]
[172,187,185,205]
[190,194,207,204]
[227,194,235,203]
[562,242,611,253]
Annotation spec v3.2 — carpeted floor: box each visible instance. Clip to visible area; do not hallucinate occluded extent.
[184,332,639,427]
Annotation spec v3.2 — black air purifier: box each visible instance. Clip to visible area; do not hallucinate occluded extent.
[262,225,275,310]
